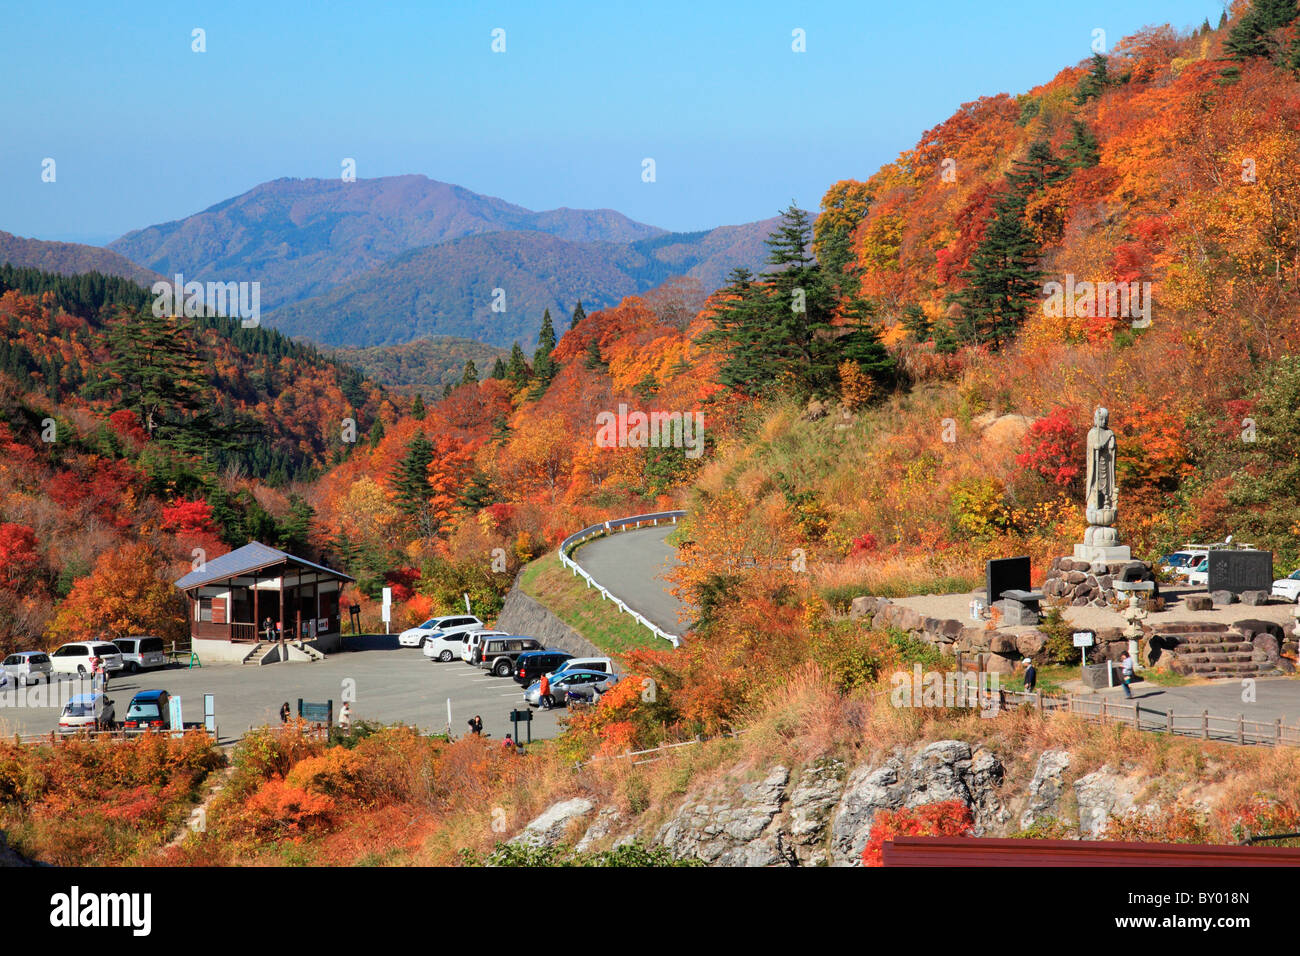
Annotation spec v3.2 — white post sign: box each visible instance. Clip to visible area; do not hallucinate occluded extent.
[381,586,392,634]
[1073,631,1094,668]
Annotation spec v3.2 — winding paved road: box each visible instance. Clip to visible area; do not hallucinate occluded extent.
[572,524,690,635]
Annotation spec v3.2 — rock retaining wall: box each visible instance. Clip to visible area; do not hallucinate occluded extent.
[496,574,604,661]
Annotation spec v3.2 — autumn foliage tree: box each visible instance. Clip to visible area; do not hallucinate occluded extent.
[48,542,187,643]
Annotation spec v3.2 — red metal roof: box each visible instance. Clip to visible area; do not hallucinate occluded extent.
[882,836,1300,866]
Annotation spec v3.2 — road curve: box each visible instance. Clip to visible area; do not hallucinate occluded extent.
[572,524,690,635]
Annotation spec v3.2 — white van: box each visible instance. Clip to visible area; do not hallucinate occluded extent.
[50,641,124,677]
[552,656,615,677]
[113,636,167,672]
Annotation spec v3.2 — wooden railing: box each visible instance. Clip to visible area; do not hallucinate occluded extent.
[9,727,218,747]
[995,689,1300,748]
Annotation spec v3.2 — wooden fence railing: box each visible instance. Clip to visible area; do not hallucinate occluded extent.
[995,689,1300,748]
[8,727,218,747]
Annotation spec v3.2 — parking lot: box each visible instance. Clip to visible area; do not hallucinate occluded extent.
[0,635,566,745]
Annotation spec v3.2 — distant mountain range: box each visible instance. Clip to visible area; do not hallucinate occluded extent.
[99,175,777,350]
[0,230,160,286]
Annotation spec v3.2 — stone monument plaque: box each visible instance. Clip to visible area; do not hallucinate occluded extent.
[987,556,1032,604]
[1207,550,1273,595]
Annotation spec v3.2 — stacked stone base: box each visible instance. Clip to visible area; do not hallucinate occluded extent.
[1042,556,1157,609]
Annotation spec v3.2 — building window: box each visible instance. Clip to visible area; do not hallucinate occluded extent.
[198,598,213,622]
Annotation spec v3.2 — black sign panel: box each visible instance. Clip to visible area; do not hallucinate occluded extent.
[1207,550,1273,594]
[987,556,1032,604]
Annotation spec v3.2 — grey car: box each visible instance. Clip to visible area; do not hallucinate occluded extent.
[2,651,52,686]
[524,669,620,707]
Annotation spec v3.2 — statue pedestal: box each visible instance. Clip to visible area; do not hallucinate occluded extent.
[1073,543,1132,564]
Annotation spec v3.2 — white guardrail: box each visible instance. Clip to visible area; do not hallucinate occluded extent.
[558,510,686,647]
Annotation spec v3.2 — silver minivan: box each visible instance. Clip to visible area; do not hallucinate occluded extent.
[113,636,167,673]
[2,650,52,685]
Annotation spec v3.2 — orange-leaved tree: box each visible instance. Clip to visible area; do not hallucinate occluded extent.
[47,541,187,643]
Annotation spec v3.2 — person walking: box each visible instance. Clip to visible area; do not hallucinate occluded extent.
[538,672,552,710]
[1023,659,1037,694]
[279,701,291,724]
[338,700,352,733]
[1120,651,1135,699]
[467,714,483,735]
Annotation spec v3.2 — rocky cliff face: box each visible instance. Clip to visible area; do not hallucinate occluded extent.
[508,739,1199,866]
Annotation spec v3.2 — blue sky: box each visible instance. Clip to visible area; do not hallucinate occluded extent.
[1,0,1226,244]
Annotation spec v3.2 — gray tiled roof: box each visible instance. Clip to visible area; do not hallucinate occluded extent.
[174,541,353,590]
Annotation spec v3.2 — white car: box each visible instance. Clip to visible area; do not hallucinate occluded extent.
[422,628,487,662]
[50,641,124,677]
[58,692,115,733]
[398,615,483,648]
[552,656,615,678]
[2,651,52,685]
[1173,551,1209,580]
[1186,558,1210,587]
[1273,569,1300,603]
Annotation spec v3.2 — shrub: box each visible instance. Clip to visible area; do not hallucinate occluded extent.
[862,800,974,865]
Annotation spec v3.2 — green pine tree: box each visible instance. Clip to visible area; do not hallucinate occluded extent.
[411,393,426,420]
[1061,120,1101,169]
[505,343,531,389]
[570,300,587,330]
[461,359,479,385]
[1074,52,1111,104]
[583,336,607,371]
[901,304,932,342]
[945,191,1043,349]
[531,309,558,394]
[392,432,436,537]
[490,356,507,379]
[1224,0,1298,62]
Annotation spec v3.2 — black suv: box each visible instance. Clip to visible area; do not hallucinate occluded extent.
[513,650,573,686]
[477,637,544,676]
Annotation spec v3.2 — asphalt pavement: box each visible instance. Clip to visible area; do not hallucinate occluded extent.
[0,635,564,746]
[572,524,690,633]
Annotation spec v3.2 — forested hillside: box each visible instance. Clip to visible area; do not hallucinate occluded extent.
[0,230,160,286]
[7,7,1300,767]
[0,266,386,647]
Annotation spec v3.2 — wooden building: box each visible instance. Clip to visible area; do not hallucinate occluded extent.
[174,542,353,648]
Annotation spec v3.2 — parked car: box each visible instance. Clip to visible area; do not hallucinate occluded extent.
[50,641,124,677]
[113,636,167,673]
[513,650,574,686]
[1273,569,1300,603]
[552,656,615,678]
[2,650,52,686]
[461,630,511,664]
[398,615,483,648]
[1186,558,1210,587]
[476,637,545,676]
[423,629,475,662]
[1159,552,1199,576]
[58,692,115,733]
[123,690,173,731]
[524,669,620,707]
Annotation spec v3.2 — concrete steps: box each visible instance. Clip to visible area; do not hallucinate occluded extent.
[242,641,275,666]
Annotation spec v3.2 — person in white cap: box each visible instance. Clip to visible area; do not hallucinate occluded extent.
[1023,658,1037,694]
